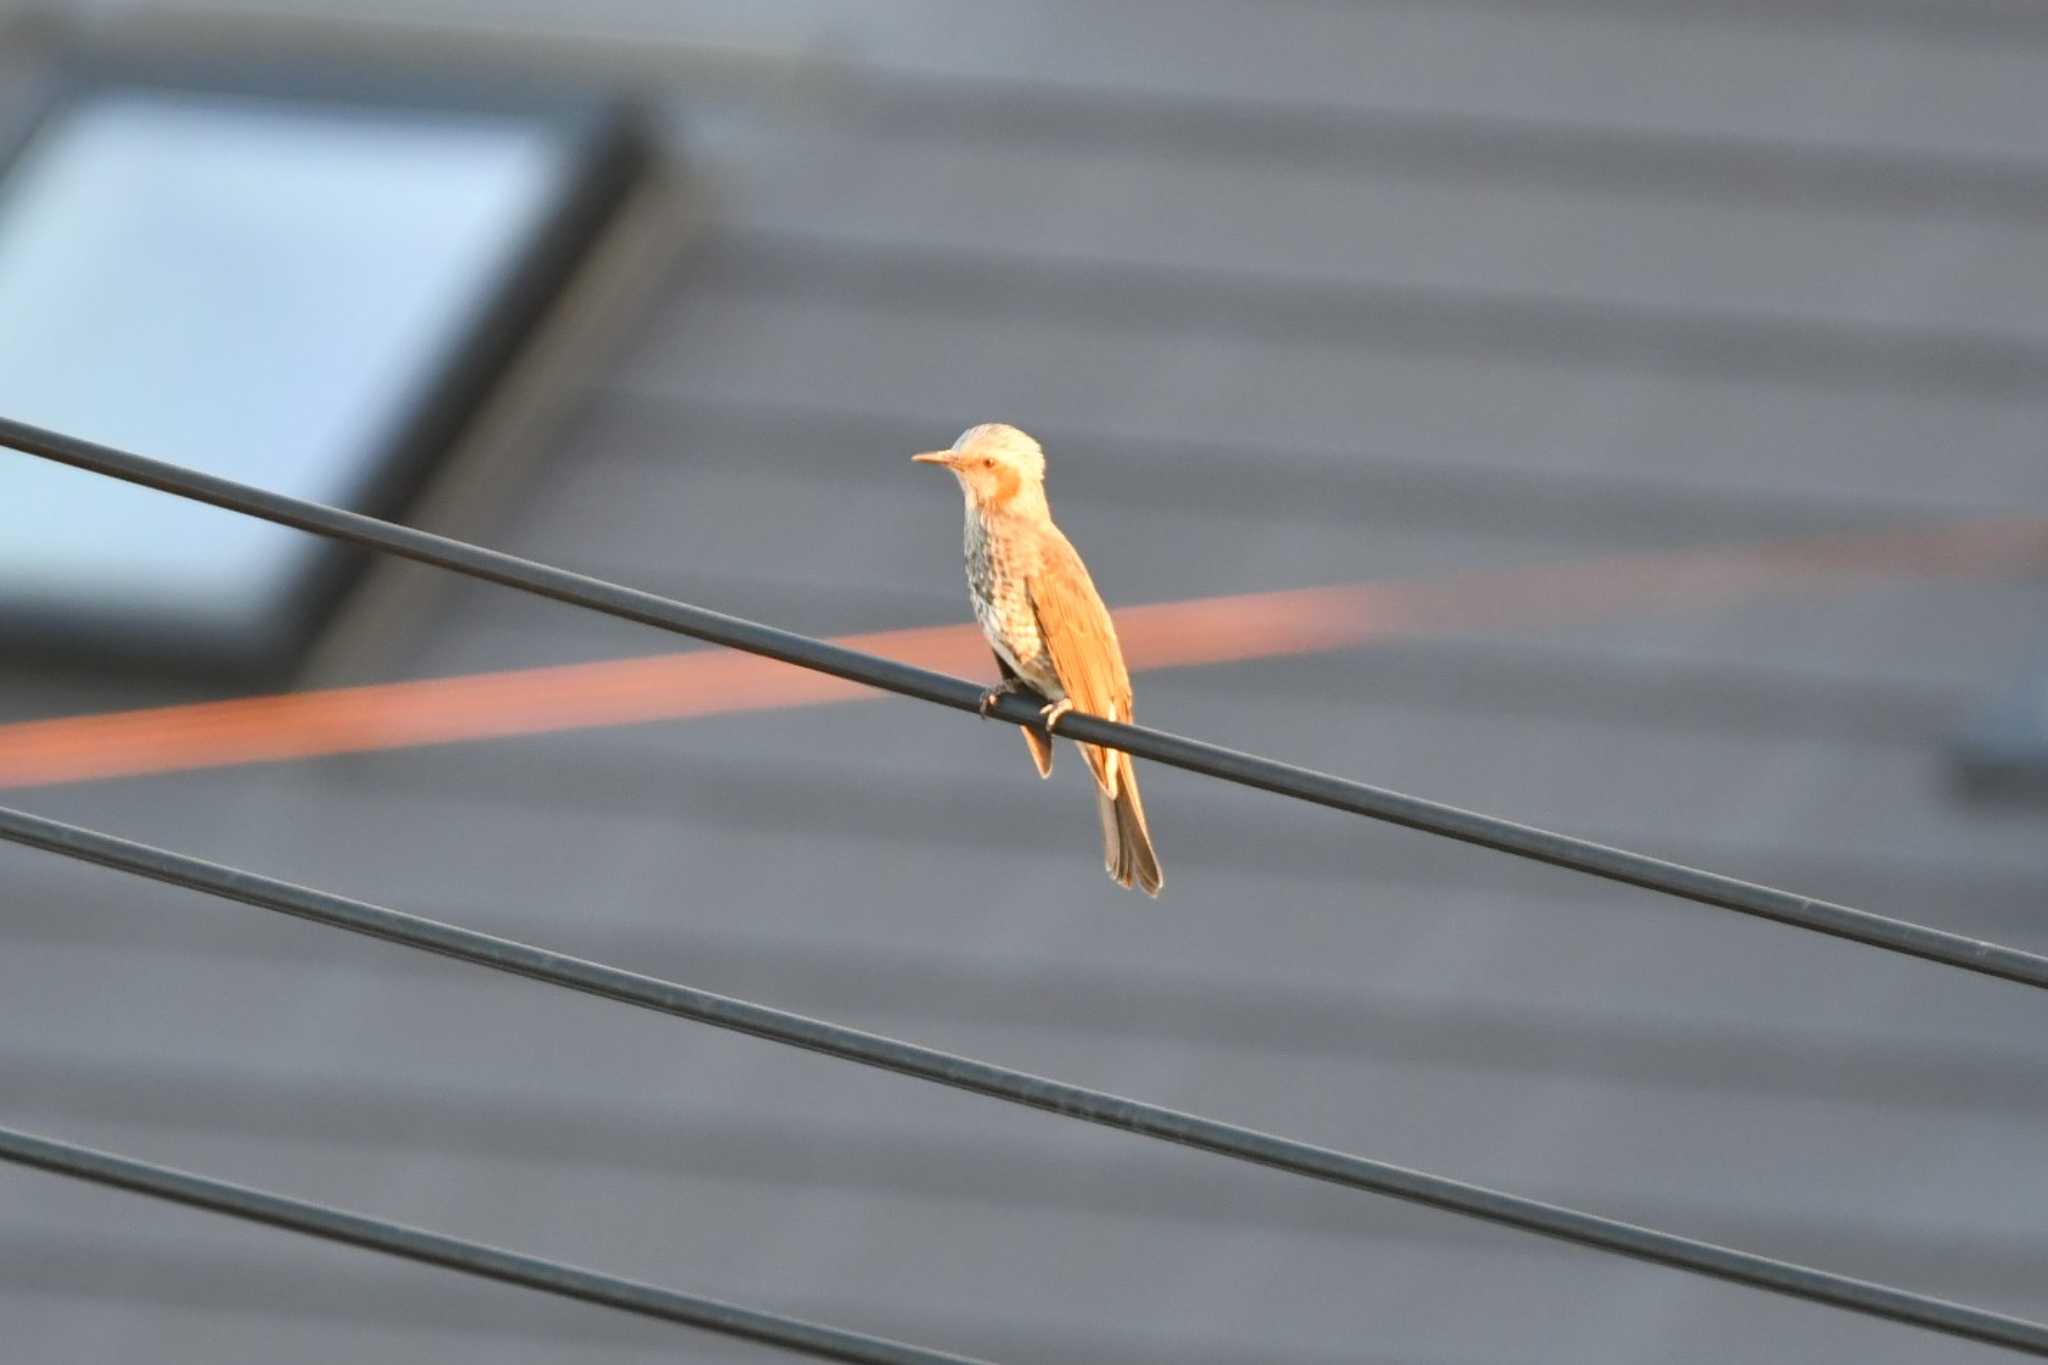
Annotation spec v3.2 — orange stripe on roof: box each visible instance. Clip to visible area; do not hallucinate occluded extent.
[1,517,2042,791]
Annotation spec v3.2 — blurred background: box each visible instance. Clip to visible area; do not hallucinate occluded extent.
[1,2,2045,1362]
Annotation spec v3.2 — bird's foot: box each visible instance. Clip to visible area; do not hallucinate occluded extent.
[978,678,1027,717]
[1039,699,1075,733]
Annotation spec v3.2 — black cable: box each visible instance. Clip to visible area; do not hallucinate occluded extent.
[3,806,2042,1357]
[3,418,2043,992]
[0,1123,990,1365]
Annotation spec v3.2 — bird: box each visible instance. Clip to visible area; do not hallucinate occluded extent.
[912,423,1162,897]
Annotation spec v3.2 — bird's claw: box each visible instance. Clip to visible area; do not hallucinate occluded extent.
[1040,699,1075,733]
[978,681,1019,718]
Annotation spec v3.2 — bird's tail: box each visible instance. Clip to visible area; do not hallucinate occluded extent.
[1097,761,1163,898]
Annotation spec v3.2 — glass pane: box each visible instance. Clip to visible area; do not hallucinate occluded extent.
[0,84,585,658]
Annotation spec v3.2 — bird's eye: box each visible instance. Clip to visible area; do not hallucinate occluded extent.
[980,458,995,469]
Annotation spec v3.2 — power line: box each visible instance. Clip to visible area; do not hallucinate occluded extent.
[4,805,2043,1358]
[0,1123,990,1365]
[4,418,2045,992]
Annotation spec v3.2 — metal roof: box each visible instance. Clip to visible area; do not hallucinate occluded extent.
[3,2,2045,1361]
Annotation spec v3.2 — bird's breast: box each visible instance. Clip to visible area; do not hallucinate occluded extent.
[963,512,1059,693]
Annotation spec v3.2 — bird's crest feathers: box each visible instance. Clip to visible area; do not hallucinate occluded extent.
[952,424,1046,483]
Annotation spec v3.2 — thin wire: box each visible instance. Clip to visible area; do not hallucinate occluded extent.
[4,806,2043,1357]
[0,1123,991,1365]
[4,419,2044,992]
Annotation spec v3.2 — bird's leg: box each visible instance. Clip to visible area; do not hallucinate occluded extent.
[978,676,1032,717]
[1039,698,1076,733]
[982,654,1048,717]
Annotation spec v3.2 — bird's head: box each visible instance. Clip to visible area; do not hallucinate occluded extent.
[912,423,1049,515]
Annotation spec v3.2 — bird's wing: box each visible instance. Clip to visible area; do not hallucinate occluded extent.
[1028,530,1134,795]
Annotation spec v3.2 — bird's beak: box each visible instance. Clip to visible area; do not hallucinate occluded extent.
[910,450,955,467]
